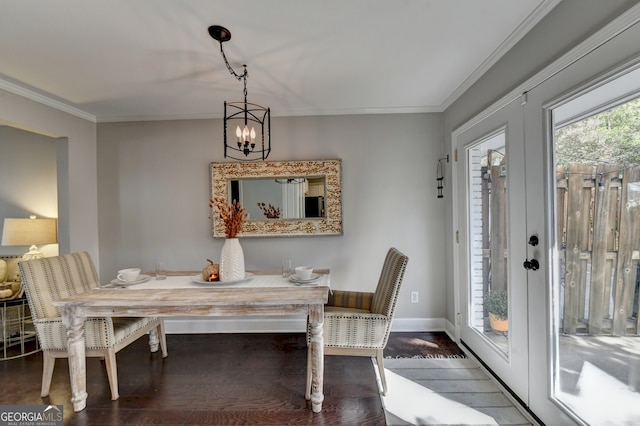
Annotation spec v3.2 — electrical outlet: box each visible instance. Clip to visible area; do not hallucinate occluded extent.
[411,291,419,303]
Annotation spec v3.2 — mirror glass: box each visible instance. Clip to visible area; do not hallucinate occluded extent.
[210,160,342,237]
[231,176,325,220]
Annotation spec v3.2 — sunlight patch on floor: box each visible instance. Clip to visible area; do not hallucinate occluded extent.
[381,369,499,425]
[559,361,640,426]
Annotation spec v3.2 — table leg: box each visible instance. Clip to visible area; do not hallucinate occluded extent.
[308,303,324,413]
[61,305,88,412]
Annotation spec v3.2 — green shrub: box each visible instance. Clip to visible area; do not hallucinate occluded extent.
[484,290,508,320]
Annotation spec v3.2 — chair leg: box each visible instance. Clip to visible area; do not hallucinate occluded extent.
[148,327,159,352]
[41,351,55,397]
[376,349,387,395]
[103,349,120,400]
[305,345,312,400]
[158,321,168,358]
[148,321,168,357]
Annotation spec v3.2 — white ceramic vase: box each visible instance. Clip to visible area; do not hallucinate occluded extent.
[219,238,245,282]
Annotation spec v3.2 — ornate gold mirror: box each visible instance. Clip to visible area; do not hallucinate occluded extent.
[210,160,342,237]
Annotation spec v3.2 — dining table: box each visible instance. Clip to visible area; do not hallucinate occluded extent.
[52,270,330,413]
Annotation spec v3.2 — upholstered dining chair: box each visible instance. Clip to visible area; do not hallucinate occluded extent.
[306,247,408,397]
[18,251,168,400]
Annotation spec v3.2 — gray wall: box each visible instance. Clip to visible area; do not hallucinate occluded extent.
[97,113,446,324]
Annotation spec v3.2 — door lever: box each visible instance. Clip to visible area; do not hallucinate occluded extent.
[523,259,539,271]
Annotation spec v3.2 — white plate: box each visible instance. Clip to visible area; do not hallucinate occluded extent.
[191,272,254,285]
[110,274,151,286]
[289,273,320,284]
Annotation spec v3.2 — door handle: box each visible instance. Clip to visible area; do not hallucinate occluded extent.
[523,259,539,271]
[528,235,539,246]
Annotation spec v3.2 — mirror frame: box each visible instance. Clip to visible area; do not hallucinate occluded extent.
[210,159,343,238]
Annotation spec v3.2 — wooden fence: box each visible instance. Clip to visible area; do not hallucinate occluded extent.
[483,163,640,336]
[556,164,640,336]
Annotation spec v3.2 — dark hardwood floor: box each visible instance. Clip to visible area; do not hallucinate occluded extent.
[1,332,461,425]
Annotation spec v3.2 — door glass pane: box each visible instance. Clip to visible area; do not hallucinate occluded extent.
[466,130,509,356]
[552,83,640,424]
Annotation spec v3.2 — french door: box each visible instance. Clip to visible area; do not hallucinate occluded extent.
[455,96,530,402]
[525,21,640,425]
[455,13,640,425]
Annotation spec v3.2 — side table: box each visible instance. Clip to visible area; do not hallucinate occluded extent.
[1,297,39,360]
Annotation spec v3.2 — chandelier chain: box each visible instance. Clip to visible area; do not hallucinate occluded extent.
[218,42,248,101]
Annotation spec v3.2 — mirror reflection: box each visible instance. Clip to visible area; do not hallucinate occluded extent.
[230,177,325,220]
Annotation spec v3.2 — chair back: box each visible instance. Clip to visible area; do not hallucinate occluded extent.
[19,252,100,321]
[370,247,409,317]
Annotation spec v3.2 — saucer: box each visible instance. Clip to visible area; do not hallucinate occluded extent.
[110,274,151,286]
[289,273,320,284]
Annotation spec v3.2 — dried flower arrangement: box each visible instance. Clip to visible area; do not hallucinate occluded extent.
[257,202,281,219]
[209,197,247,238]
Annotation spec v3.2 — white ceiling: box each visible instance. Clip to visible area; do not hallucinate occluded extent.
[0,0,558,122]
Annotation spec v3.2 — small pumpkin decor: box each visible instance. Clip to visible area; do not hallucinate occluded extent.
[202,259,219,282]
[484,290,509,332]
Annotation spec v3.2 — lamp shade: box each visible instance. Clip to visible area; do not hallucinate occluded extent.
[1,217,58,246]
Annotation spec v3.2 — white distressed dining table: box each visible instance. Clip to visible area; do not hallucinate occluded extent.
[51,271,330,413]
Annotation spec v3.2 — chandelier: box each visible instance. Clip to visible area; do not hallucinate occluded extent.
[209,25,271,161]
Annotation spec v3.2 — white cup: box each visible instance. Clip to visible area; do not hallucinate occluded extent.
[117,268,141,282]
[295,266,313,280]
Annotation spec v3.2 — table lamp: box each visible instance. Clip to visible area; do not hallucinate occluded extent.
[1,215,58,260]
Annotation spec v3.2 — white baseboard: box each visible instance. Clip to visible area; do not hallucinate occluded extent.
[164,316,307,334]
[163,316,449,334]
[390,317,447,332]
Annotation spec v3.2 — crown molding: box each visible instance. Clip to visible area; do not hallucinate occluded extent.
[1,79,440,123]
[96,105,441,123]
[441,0,562,111]
[0,78,96,123]
[96,112,221,123]
[452,2,640,137]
